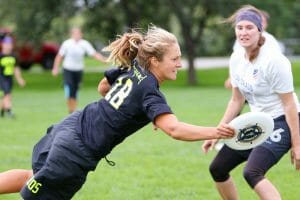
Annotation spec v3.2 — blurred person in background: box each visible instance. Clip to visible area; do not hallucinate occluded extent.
[52,27,106,113]
[0,36,26,118]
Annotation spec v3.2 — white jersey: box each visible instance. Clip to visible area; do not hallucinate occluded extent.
[58,38,96,71]
[229,45,300,118]
[233,31,284,53]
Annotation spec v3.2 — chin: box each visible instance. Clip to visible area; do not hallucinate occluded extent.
[170,76,177,81]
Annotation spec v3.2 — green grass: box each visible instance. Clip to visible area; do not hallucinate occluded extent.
[1,64,300,199]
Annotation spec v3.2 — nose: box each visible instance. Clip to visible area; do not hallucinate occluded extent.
[239,27,248,35]
[176,58,182,69]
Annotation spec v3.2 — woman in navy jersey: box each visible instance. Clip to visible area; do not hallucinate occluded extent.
[0,26,234,199]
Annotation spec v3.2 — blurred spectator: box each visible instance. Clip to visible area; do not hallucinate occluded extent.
[0,36,26,118]
[52,27,106,113]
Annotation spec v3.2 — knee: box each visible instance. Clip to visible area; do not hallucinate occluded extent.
[243,167,264,188]
[209,162,229,182]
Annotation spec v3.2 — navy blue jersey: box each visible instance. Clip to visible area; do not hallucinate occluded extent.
[78,62,173,158]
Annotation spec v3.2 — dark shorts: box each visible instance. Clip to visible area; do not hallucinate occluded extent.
[0,75,13,95]
[210,114,297,184]
[259,114,292,160]
[225,114,293,162]
[20,111,99,200]
[63,69,83,99]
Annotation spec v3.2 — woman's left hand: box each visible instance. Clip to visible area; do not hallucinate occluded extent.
[291,145,300,170]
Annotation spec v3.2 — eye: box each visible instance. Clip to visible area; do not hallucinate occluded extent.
[236,26,243,30]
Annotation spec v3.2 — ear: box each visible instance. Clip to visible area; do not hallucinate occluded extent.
[150,56,159,68]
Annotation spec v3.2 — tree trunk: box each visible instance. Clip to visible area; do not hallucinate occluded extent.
[187,54,197,85]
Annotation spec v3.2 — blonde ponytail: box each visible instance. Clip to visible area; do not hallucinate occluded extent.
[103,32,143,68]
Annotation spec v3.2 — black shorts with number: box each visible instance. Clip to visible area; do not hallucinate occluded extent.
[63,68,83,99]
[0,75,13,95]
[20,111,99,200]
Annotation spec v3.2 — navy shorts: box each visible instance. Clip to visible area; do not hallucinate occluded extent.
[63,69,83,99]
[20,111,99,200]
[0,75,13,95]
[259,114,292,160]
[210,113,298,184]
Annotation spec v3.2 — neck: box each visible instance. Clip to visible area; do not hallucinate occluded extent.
[244,44,257,61]
[150,69,163,85]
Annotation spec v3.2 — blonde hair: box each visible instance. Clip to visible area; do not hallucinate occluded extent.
[224,5,266,62]
[103,25,178,70]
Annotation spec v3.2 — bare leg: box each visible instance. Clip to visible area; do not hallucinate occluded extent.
[67,98,77,113]
[0,169,33,193]
[215,177,239,200]
[254,178,281,200]
[3,94,12,109]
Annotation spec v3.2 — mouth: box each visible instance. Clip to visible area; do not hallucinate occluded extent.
[239,38,249,43]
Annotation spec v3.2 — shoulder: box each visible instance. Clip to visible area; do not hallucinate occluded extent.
[258,47,291,72]
[60,39,73,49]
[229,50,244,65]
[260,46,289,64]
[131,65,158,88]
[263,32,281,49]
[79,39,92,46]
[62,39,72,45]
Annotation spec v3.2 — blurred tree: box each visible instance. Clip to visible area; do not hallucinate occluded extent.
[1,0,300,82]
[0,0,78,43]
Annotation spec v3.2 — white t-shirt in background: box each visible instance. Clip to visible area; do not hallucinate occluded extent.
[58,39,96,71]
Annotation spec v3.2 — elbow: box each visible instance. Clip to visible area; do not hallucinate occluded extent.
[98,86,107,97]
[164,125,182,140]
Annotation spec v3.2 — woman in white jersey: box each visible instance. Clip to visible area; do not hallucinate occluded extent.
[224,6,284,89]
[52,27,106,113]
[202,5,300,200]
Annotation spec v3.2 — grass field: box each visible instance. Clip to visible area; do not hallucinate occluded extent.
[1,64,300,199]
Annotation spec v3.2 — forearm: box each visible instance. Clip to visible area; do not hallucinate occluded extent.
[220,98,244,124]
[53,55,62,69]
[14,67,22,81]
[93,52,107,62]
[280,93,300,147]
[165,121,219,141]
[284,104,300,147]
[155,114,233,141]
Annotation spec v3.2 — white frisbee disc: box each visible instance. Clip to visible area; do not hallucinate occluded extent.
[224,112,274,150]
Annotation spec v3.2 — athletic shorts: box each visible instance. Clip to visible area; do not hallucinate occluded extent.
[259,114,294,160]
[20,111,99,200]
[0,75,13,95]
[63,68,83,99]
[221,113,296,167]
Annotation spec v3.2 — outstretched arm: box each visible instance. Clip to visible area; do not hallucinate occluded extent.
[202,87,245,153]
[93,52,107,63]
[154,113,234,141]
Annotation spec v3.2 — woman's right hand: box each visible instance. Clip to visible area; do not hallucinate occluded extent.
[52,67,59,76]
[216,123,235,139]
[202,139,219,154]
